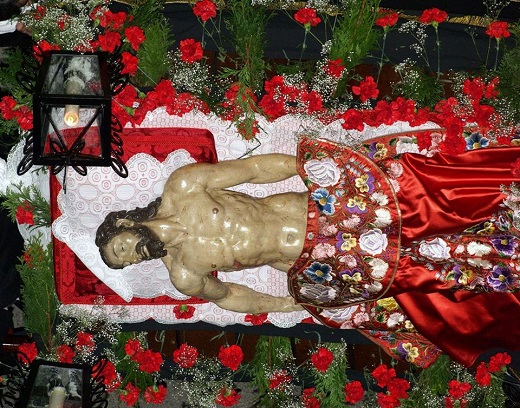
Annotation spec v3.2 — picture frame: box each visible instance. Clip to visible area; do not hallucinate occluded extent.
[16,360,91,408]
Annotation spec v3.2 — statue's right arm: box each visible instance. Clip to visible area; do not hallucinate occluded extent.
[165,154,298,191]
[170,263,303,314]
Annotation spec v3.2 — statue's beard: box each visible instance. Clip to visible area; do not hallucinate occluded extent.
[135,228,167,261]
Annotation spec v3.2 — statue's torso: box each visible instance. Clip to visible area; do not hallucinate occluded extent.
[159,188,308,274]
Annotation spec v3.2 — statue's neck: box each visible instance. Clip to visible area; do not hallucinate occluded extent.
[141,217,187,247]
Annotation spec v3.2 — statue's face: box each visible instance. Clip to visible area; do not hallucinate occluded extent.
[103,230,147,268]
[101,227,166,268]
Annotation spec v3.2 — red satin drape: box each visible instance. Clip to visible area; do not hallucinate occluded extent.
[389,147,520,366]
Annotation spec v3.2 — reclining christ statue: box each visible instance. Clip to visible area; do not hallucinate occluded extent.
[96,134,520,367]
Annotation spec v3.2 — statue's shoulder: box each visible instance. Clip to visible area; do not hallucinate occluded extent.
[165,162,207,192]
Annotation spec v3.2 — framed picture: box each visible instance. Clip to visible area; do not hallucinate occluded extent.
[16,360,91,408]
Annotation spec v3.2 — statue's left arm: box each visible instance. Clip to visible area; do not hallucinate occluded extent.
[169,261,303,314]
[166,154,298,191]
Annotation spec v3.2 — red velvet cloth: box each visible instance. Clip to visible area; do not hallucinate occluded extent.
[51,127,218,305]
[389,147,520,366]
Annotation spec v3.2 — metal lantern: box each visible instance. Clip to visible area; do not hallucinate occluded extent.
[17,50,128,179]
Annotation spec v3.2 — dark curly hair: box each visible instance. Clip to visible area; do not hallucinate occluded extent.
[95,198,166,269]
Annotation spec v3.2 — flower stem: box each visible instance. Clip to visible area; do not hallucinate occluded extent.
[435,26,441,82]
[494,39,500,71]
[299,29,308,62]
[376,31,387,84]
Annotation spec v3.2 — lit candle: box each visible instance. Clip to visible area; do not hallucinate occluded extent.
[49,386,66,408]
[63,74,84,127]
[64,104,80,127]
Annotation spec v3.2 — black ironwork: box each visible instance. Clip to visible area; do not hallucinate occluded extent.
[0,353,108,408]
[16,48,131,179]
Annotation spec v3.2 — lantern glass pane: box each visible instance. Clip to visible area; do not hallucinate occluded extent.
[42,105,103,159]
[42,54,104,97]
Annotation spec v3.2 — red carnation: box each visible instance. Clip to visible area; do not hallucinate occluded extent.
[268,369,292,390]
[486,21,510,39]
[93,359,120,391]
[371,364,396,388]
[119,382,140,406]
[0,95,17,120]
[218,345,243,371]
[310,347,334,373]
[14,105,33,131]
[193,0,217,22]
[341,109,365,131]
[17,342,38,365]
[244,313,268,325]
[115,84,138,107]
[33,5,46,21]
[344,381,365,404]
[101,10,128,30]
[488,352,511,373]
[173,304,196,319]
[387,377,410,399]
[75,332,95,351]
[294,8,321,28]
[215,387,241,406]
[173,343,199,368]
[124,338,143,357]
[97,31,122,53]
[463,77,486,103]
[132,349,164,373]
[377,392,400,408]
[15,201,35,226]
[485,77,500,99]
[124,26,145,51]
[179,38,203,63]
[302,387,321,408]
[475,361,492,387]
[419,8,448,26]
[376,9,399,29]
[144,384,167,404]
[448,379,472,400]
[324,58,345,78]
[120,52,139,76]
[57,344,75,363]
[352,76,379,103]
[33,40,60,63]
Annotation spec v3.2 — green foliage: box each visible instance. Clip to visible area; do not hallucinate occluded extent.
[130,0,173,87]
[496,38,520,124]
[311,342,348,408]
[0,48,35,149]
[392,64,443,108]
[0,48,33,102]
[133,19,175,87]
[1,182,51,228]
[17,237,58,353]
[224,0,268,92]
[248,336,298,407]
[112,332,158,392]
[128,0,166,31]
[329,0,382,73]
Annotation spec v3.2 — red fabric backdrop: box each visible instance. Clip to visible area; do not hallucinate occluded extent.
[50,127,217,305]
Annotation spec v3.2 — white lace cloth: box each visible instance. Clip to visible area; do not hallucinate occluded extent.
[4,108,441,326]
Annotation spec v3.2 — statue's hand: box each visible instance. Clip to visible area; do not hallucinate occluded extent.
[279,295,304,312]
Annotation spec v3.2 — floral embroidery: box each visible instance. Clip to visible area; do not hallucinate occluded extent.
[288,136,401,309]
[304,262,333,284]
[303,157,341,187]
[465,131,489,150]
[418,237,451,261]
[310,188,336,215]
[403,211,520,292]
